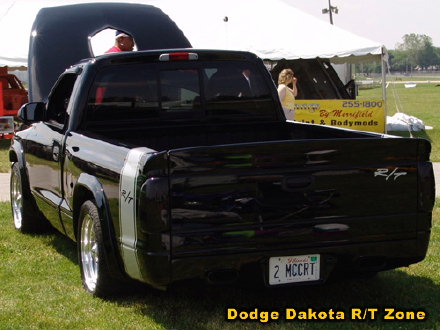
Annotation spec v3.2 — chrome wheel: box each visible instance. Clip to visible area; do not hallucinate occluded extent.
[11,170,23,230]
[78,200,118,296]
[80,213,99,293]
[10,162,44,233]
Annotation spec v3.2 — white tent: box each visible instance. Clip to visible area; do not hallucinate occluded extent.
[0,0,386,69]
[156,0,386,63]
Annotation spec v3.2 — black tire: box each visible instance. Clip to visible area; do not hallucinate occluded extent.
[78,200,118,297]
[10,162,44,233]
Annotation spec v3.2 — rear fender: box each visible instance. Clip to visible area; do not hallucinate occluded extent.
[73,173,126,281]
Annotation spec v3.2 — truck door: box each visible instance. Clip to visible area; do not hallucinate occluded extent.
[25,73,78,234]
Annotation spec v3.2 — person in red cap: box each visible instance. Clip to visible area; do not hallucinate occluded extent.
[105,30,135,53]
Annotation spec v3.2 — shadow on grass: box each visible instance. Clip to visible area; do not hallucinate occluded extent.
[129,272,438,329]
[36,225,78,265]
[49,230,78,264]
[40,222,439,330]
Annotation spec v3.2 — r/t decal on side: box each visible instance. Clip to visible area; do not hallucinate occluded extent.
[374,168,407,181]
[121,190,134,204]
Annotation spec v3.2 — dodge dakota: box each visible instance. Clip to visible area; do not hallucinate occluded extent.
[9,4,435,297]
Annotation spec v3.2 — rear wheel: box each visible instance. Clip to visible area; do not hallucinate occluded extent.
[10,162,43,233]
[78,200,117,297]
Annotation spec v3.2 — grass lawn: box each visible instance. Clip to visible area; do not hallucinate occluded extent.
[0,139,10,173]
[0,200,439,330]
[358,74,440,82]
[358,82,439,162]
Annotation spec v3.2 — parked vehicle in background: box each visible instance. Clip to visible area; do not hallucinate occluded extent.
[0,67,28,139]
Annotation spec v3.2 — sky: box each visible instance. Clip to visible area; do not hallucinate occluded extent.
[283,0,440,49]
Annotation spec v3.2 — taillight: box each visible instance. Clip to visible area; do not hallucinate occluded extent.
[159,52,198,61]
[418,162,435,213]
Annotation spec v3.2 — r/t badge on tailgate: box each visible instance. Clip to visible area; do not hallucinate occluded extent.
[374,168,407,181]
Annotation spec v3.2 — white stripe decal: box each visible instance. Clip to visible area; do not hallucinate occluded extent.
[119,147,151,280]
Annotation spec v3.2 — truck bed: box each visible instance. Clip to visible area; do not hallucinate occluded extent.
[83,120,377,151]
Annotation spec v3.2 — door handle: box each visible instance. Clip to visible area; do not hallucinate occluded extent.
[66,146,79,160]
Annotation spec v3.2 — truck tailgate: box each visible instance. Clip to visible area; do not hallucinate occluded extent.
[167,138,433,257]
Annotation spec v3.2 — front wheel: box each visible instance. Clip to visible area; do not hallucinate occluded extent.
[10,162,43,233]
[78,200,118,297]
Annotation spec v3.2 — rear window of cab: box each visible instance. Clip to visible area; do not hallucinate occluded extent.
[85,61,278,124]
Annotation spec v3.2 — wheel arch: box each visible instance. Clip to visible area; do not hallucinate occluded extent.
[72,183,95,239]
[9,139,26,171]
[9,140,32,197]
[9,139,40,214]
[73,173,127,281]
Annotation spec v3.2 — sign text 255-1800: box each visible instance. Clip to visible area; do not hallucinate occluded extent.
[342,101,383,108]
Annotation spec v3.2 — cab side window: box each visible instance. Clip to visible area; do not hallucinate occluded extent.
[46,74,78,126]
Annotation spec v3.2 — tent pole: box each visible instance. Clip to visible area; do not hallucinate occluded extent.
[381,48,387,134]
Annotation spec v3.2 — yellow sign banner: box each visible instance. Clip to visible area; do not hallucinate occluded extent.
[294,100,385,133]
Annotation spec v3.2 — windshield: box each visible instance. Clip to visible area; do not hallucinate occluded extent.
[85,61,278,126]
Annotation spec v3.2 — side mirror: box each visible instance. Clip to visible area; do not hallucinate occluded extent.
[17,102,46,123]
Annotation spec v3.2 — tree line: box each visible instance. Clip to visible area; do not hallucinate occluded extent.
[356,33,440,74]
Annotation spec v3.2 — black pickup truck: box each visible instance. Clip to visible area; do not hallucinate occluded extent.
[10,4,435,297]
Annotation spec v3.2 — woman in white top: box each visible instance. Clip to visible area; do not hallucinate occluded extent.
[277,68,298,120]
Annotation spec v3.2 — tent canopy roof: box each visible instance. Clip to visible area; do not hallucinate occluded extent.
[0,0,386,69]
[155,0,385,63]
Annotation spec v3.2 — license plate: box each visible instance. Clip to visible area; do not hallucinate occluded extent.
[269,254,320,285]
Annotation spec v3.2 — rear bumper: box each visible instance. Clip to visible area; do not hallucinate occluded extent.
[137,231,430,289]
